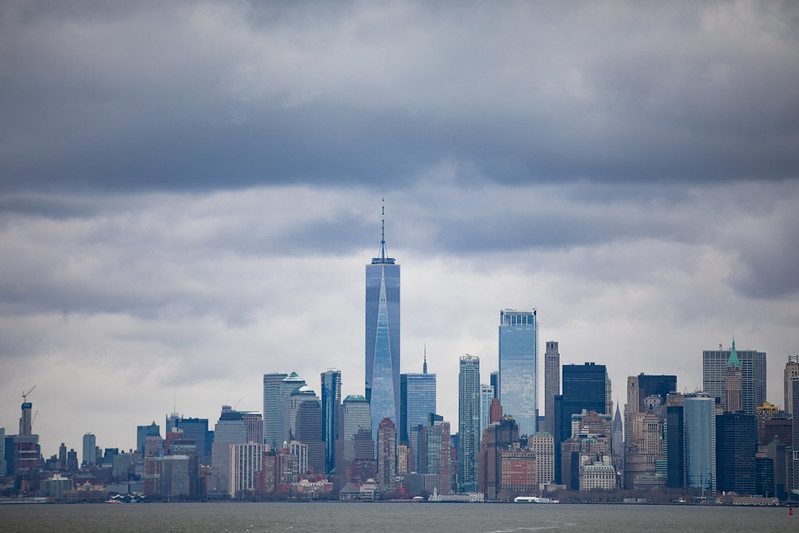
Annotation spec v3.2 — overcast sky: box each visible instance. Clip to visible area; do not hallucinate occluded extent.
[1,1,798,455]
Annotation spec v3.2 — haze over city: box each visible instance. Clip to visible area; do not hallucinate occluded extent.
[1,0,798,458]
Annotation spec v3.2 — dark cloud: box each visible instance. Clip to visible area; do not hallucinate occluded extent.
[2,1,798,194]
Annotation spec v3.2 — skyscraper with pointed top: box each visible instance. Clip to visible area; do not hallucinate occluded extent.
[365,204,400,448]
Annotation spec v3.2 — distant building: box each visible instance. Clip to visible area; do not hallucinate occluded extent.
[400,358,436,471]
[82,433,97,467]
[262,373,289,448]
[784,355,799,415]
[377,417,397,490]
[724,341,743,413]
[230,443,264,498]
[498,309,538,436]
[480,384,494,440]
[136,421,161,455]
[211,406,247,495]
[478,416,519,500]
[499,448,537,498]
[665,393,685,489]
[458,354,480,491]
[294,394,324,476]
[544,341,560,434]
[320,369,342,475]
[529,432,555,486]
[173,417,212,465]
[716,413,756,495]
[684,393,716,494]
[365,212,401,444]
[419,415,453,494]
[703,341,765,414]
[555,362,609,483]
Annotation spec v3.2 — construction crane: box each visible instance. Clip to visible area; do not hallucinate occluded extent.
[22,385,37,403]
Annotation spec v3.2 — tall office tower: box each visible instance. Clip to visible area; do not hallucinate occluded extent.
[665,393,685,489]
[321,369,342,474]
[400,363,436,472]
[365,208,401,446]
[684,393,716,494]
[335,395,374,490]
[554,362,608,483]
[498,309,538,437]
[793,378,799,492]
[286,386,318,442]
[295,396,324,475]
[716,413,756,494]
[400,356,437,444]
[725,343,743,413]
[458,354,481,491]
[280,373,307,443]
[529,431,555,485]
[211,406,247,495]
[544,341,560,434]
[377,417,397,489]
[490,371,499,399]
[703,340,766,414]
[784,355,799,414]
[625,374,677,442]
[82,433,96,466]
[263,373,288,448]
[480,384,494,440]
[174,417,212,465]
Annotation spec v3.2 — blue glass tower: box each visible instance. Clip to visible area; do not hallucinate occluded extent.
[401,351,436,471]
[321,369,342,474]
[365,207,400,447]
[498,309,538,436]
[684,392,716,494]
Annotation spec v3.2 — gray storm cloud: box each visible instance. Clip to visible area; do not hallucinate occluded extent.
[0,1,797,454]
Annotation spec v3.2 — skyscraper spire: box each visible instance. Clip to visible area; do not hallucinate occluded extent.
[423,344,428,374]
[372,199,395,265]
[727,337,739,367]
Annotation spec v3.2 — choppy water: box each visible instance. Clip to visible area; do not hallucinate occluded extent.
[0,502,795,533]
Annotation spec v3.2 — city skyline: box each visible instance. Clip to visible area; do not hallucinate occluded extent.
[1,1,798,457]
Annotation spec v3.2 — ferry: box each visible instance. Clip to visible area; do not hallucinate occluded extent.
[513,496,560,504]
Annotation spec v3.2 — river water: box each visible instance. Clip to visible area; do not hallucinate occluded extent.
[1,501,795,532]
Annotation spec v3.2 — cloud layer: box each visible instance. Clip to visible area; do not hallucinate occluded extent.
[0,1,797,453]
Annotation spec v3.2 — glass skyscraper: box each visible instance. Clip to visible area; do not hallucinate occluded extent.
[684,393,716,494]
[458,354,480,492]
[498,309,538,436]
[321,369,342,474]
[365,214,400,445]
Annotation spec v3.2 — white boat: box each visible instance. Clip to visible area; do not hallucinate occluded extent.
[513,496,559,503]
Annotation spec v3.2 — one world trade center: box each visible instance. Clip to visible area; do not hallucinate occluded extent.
[365,206,400,445]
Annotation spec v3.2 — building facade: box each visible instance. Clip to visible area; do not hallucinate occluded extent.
[263,373,288,448]
[544,341,560,434]
[784,355,799,415]
[703,342,766,414]
[684,393,716,494]
[365,216,401,445]
[498,309,538,436]
[321,369,342,474]
[458,354,481,492]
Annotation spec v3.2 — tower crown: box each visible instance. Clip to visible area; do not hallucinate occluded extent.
[727,338,740,368]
